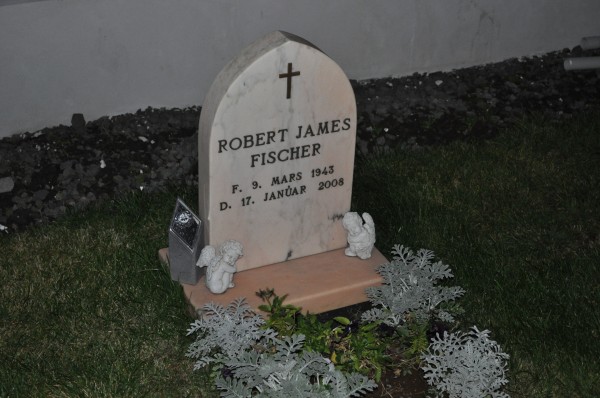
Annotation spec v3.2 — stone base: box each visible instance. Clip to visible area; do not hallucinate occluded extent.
[158,247,387,314]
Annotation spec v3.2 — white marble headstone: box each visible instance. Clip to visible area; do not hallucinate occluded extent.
[198,31,356,272]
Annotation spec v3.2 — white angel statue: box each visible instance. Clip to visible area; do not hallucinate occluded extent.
[196,240,243,294]
[342,212,376,260]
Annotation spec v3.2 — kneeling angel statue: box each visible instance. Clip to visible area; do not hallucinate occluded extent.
[342,212,376,260]
[197,240,243,294]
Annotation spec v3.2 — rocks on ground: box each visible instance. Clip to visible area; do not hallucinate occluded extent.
[0,47,599,233]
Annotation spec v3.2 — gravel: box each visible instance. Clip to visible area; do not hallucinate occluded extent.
[1,47,599,233]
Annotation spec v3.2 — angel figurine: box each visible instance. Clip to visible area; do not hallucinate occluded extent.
[342,212,376,260]
[196,240,243,294]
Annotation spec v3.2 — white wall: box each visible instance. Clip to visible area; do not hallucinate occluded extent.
[1,0,599,138]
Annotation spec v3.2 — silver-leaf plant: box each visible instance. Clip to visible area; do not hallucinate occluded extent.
[361,245,465,328]
[215,334,377,397]
[187,299,376,397]
[186,298,277,370]
[420,326,510,398]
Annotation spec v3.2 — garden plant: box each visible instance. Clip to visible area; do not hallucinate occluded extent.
[186,243,510,397]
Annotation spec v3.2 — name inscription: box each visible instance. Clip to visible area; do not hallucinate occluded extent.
[217,118,351,168]
[216,116,353,213]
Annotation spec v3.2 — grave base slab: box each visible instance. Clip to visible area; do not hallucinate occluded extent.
[158,247,386,314]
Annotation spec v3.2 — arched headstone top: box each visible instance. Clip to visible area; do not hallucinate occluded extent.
[200,31,321,121]
[198,31,356,271]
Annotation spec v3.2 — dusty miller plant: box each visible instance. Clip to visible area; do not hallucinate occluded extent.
[186,298,277,370]
[215,334,377,397]
[187,299,376,397]
[420,326,510,398]
[361,245,465,328]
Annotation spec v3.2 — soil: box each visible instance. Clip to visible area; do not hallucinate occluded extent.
[372,371,429,398]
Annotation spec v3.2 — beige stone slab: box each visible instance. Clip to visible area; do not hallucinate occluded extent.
[159,247,387,314]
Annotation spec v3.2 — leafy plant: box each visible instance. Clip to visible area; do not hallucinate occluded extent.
[186,297,377,397]
[420,326,510,398]
[393,319,430,371]
[215,334,377,397]
[328,319,388,381]
[257,288,388,380]
[362,245,465,328]
[257,288,303,336]
[186,298,277,370]
[257,288,355,356]
[187,248,509,397]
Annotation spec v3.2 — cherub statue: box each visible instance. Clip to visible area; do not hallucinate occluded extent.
[196,240,243,294]
[342,212,376,260]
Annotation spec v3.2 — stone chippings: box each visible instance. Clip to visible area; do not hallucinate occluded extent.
[0,107,200,231]
[0,48,599,232]
[354,47,600,153]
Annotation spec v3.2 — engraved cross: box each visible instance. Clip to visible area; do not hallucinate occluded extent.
[278,62,300,99]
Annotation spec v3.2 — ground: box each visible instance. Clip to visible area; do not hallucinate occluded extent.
[1,47,599,233]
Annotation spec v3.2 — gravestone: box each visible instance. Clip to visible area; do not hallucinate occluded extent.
[161,31,386,313]
[198,30,357,272]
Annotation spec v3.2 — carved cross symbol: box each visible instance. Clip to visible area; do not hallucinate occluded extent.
[279,62,300,99]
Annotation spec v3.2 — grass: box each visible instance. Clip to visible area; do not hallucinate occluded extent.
[354,112,600,397]
[0,188,214,397]
[1,111,599,397]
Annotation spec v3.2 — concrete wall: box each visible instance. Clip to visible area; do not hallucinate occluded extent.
[1,0,599,138]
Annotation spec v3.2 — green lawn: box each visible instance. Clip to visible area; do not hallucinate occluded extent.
[353,112,600,397]
[1,112,599,397]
